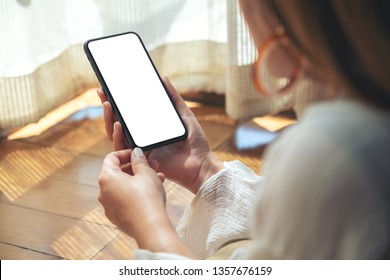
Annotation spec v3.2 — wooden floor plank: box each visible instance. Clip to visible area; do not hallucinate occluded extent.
[0,242,62,260]
[164,180,194,228]
[0,140,103,190]
[49,154,103,188]
[92,232,137,260]
[0,203,118,259]
[15,107,112,158]
[192,105,236,150]
[0,177,109,226]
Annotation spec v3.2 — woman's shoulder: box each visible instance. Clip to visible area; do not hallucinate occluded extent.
[302,98,389,131]
[285,98,390,154]
[263,98,390,197]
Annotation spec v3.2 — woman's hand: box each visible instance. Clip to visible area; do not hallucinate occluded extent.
[97,77,224,194]
[98,148,196,258]
[98,148,166,235]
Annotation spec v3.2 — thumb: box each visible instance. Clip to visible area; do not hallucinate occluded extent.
[131,147,150,173]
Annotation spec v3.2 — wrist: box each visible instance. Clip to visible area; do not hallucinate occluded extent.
[131,212,196,258]
[191,152,224,194]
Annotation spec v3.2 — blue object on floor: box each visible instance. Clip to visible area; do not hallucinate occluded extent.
[235,124,278,150]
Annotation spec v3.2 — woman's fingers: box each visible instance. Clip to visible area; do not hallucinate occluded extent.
[113,121,127,151]
[162,76,192,117]
[103,102,114,141]
[97,88,108,103]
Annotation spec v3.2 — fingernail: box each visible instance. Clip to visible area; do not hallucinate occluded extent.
[133,147,144,158]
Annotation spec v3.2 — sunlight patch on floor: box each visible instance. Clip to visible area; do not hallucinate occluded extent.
[7,88,101,140]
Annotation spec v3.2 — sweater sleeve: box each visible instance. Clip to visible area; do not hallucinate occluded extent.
[131,160,262,260]
[175,160,262,259]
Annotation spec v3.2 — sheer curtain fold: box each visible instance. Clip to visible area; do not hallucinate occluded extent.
[0,0,100,131]
[0,0,323,131]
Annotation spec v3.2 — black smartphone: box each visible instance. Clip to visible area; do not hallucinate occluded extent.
[84,31,187,150]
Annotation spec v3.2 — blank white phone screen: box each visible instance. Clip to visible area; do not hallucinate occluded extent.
[87,33,185,148]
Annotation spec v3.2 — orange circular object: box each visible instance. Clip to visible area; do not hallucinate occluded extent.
[252,34,302,96]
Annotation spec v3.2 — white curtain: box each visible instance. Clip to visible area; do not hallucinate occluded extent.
[0,0,326,131]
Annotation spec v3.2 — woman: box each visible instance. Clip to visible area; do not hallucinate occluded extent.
[97,0,390,259]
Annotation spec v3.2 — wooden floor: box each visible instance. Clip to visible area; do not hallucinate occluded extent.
[0,88,294,260]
